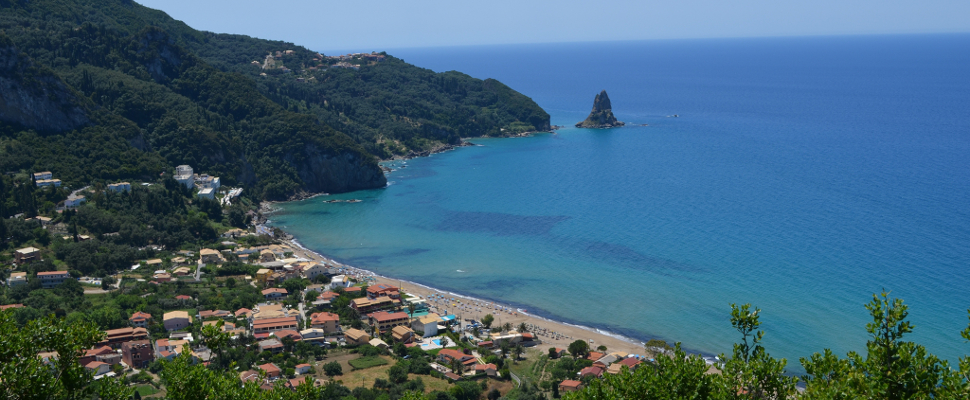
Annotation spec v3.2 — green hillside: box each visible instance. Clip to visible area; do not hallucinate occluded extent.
[0,0,550,200]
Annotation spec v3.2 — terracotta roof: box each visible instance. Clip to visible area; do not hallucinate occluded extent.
[258,362,281,374]
[37,271,69,276]
[129,311,152,321]
[618,357,641,367]
[560,380,583,388]
[235,308,253,317]
[310,312,339,325]
[274,329,303,341]
[368,311,408,323]
[261,288,288,295]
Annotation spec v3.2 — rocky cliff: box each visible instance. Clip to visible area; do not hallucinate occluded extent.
[294,143,387,195]
[575,90,624,128]
[0,34,89,132]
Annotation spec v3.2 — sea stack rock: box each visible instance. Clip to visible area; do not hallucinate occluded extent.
[575,90,624,128]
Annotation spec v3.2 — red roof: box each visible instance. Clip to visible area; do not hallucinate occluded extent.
[0,304,24,310]
[319,291,339,300]
[254,333,270,339]
[129,311,152,321]
[38,271,69,276]
[258,362,281,374]
[587,351,605,361]
[579,366,605,377]
[274,329,303,341]
[262,288,288,295]
[343,287,362,292]
[235,308,253,317]
[368,311,408,323]
[618,357,641,367]
[175,295,191,300]
[560,380,583,388]
[310,312,339,324]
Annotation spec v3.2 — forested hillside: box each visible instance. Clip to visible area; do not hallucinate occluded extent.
[0,0,550,199]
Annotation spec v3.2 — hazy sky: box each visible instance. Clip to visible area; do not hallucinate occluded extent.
[138,0,969,52]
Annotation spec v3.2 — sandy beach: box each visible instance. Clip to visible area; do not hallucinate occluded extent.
[278,236,652,357]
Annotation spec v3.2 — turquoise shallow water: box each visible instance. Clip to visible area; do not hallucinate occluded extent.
[275,34,970,371]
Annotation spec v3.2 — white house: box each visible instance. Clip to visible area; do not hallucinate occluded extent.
[197,188,215,200]
[107,182,131,193]
[412,313,441,337]
[6,272,27,287]
[33,171,52,180]
[63,195,85,208]
[330,275,351,289]
[175,165,194,189]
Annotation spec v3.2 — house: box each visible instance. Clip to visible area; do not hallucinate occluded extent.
[303,263,328,280]
[578,366,605,379]
[36,179,61,187]
[175,165,194,189]
[6,271,27,287]
[175,295,192,301]
[80,346,115,366]
[163,311,192,331]
[614,357,641,372]
[262,288,288,300]
[365,283,400,300]
[437,349,477,372]
[153,272,172,283]
[129,311,153,328]
[367,311,409,334]
[197,188,215,200]
[121,340,154,369]
[444,372,461,381]
[0,303,25,311]
[391,325,414,343]
[550,348,567,359]
[368,338,389,350]
[63,195,85,208]
[85,361,111,376]
[258,362,282,380]
[37,270,70,289]
[274,329,303,342]
[145,259,163,268]
[318,291,339,302]
[199,248,223,264]
[172,266,191,276]
[260,249,276,263]
[195,174,220,189]
[235,308,254,318]
[300,328,327,344]
[33,171,52,180]
[412,313,441,337]
[256,268,272,285]
[350,296,397,314]
[343,329,370,345]
[559,380,584,393]
[258,338,284,353]
[252,317,299,335]
[586,352,605,362]
[252,303,300,320]
[107,182,131,193]
[342,286,362,295]
[329,275,350,288]
[295,363,312,375]
[199,310,231,319]
[474,363,498,377]
[309,312,340,333]
[14,247,41,264]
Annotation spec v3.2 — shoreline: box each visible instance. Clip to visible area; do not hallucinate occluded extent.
[276,233,656,358]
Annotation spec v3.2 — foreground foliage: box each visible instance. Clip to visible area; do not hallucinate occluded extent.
[565,292,970,400]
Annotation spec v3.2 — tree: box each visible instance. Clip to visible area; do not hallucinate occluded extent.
[549,347,560,359]
[518,322,528,333]
[481,314,494,329]
[408,302,417,324]
[225,277,236,288]
[513,344,524,362]
[568,340,589,359]
[502,322,512,334]
[388,364,409,384]
[0,311,132,399]
[800,291,967,399]
[439,336,450,349]
[323,361,343,376]
[719,303,798,399]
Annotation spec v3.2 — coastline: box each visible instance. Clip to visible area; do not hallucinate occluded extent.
[273,231,655,358]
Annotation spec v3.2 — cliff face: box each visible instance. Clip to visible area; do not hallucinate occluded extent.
[575,90,624,128]
[294,144,387,195]
[0,35,89,132]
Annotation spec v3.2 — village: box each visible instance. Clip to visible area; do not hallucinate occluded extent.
[2,164,658,398]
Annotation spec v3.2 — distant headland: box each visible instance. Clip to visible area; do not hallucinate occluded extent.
[576,90,625,128]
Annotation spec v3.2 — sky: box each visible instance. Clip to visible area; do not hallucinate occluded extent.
[138,0,970,53]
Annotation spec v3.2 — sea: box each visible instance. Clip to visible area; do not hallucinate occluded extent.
[273,34,970,372]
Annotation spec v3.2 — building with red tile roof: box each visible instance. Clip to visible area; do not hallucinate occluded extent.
[129,311,153,328]
[559,380,583,393]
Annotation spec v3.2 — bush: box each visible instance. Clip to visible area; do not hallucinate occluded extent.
[323,361,342,376]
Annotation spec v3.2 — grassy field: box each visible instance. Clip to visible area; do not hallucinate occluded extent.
[134,385,159,396]
[349,356,389,370]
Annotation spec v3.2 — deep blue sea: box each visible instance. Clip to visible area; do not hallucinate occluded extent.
[275,34,970,371]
